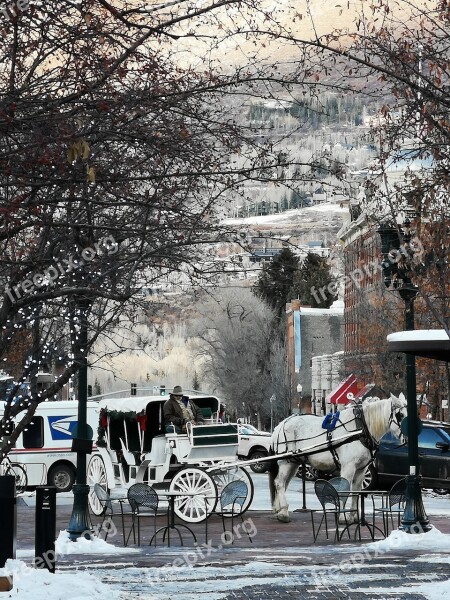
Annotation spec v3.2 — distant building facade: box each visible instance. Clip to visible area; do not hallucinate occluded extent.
[285,300,344,413]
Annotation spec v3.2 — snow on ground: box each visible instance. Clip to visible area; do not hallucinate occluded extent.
[15,532,140,560]
[366,525,450,553]
[0,559,120,600]
[92,529,450,599]
[406,581,450,600]
[8,474,450,599]
[222,203,347,226]
[250,473,450,515]
[1,534,138,599]
[20,476,450,516]
[55,530,139,555]
[4,526,450,600]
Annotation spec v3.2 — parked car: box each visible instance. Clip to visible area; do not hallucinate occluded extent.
[363,420,450,493]
[237,424,272,473]
[296,464,337,481]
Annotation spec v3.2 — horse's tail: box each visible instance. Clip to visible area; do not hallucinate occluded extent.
[267,450,279,508]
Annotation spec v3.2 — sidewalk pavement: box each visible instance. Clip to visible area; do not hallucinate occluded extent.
[12,498,450,599]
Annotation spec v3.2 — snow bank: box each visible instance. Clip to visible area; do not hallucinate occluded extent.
[366,525,450,552]
[0,560,120,600]
[55,530,139,555]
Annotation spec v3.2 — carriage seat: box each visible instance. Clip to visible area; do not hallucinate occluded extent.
[146,435,167,465]
[200,407,213,423]
[119,438,138,466]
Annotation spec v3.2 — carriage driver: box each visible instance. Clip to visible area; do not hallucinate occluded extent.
[163,385,205,433]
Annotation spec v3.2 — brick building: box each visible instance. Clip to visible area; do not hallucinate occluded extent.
[337,154,449,415]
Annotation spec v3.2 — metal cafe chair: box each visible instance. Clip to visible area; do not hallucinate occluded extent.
[311,479,357,542]
[210,480,252,544]
[126,483,159,546]
[328,476,350,501]
[373,477,407,536]
[328,476,352,538]
[93,483,127,545]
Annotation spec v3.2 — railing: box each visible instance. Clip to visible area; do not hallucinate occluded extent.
[88,387,207,401]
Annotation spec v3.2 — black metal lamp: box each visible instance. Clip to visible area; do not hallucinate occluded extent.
[67,306,92,541]
[378,223,431,533]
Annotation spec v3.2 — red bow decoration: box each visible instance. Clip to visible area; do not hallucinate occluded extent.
[135,414,147,431]
[99,409,107,428]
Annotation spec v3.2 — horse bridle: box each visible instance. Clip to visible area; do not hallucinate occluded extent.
[389,407,405,429]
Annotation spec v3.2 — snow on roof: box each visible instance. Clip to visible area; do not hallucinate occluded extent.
[387,329,450,362]
[388,329,449,342]
[98,394,219,413]
[98,395,163,413]
[298,305,344,315]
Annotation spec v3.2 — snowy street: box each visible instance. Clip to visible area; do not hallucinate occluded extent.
[3,472,449,600]
[18,471,450,516]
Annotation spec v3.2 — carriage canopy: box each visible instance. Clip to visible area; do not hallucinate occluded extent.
[97,394,223,454]
[98,394,221,415]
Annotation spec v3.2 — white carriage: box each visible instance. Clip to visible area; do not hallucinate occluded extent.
[87,393,254,522]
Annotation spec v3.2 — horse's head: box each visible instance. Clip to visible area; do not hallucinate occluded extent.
[360,394,407,441]
[388,393,408,438]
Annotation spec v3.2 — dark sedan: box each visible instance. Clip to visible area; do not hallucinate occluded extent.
[363,420,450,493]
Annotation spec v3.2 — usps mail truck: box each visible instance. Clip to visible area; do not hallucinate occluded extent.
[0,400,99,492]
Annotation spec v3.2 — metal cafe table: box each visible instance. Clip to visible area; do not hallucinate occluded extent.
[338,490,387,541]
[150,491,208,546]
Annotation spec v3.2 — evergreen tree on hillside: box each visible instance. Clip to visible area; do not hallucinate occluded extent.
[292,253,337,308]
[280,193,289,211]
[192,371,200,391]
[254,248,300,315]
[290,190,309,208]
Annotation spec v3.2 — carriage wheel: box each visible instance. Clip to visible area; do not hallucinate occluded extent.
[169,467,218,523]
[87,455,108,516]
[211,465,254,516]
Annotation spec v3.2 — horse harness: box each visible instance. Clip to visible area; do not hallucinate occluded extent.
[322,401,404,469]
[273,400,402,471]
[321,411,343,470]
[352,403,379,462]
[272,413,356,471]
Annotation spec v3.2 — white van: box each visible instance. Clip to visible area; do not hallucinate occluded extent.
[0,400,99,492]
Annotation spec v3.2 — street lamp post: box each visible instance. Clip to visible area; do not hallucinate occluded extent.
[67,307,92,541]
[397,286,430,532]
[296,384,302,413]
[379,224,431,533]
[269,394,275,432]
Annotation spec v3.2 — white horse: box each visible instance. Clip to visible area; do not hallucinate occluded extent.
[268,395,407,523]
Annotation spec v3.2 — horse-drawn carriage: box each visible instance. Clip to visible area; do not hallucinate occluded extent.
[87,393,254,522]
[87,389,409,528]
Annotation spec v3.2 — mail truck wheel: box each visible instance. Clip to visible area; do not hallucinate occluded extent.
[48,463,75,493]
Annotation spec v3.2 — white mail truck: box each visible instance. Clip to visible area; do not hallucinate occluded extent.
[0,400,99,492]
